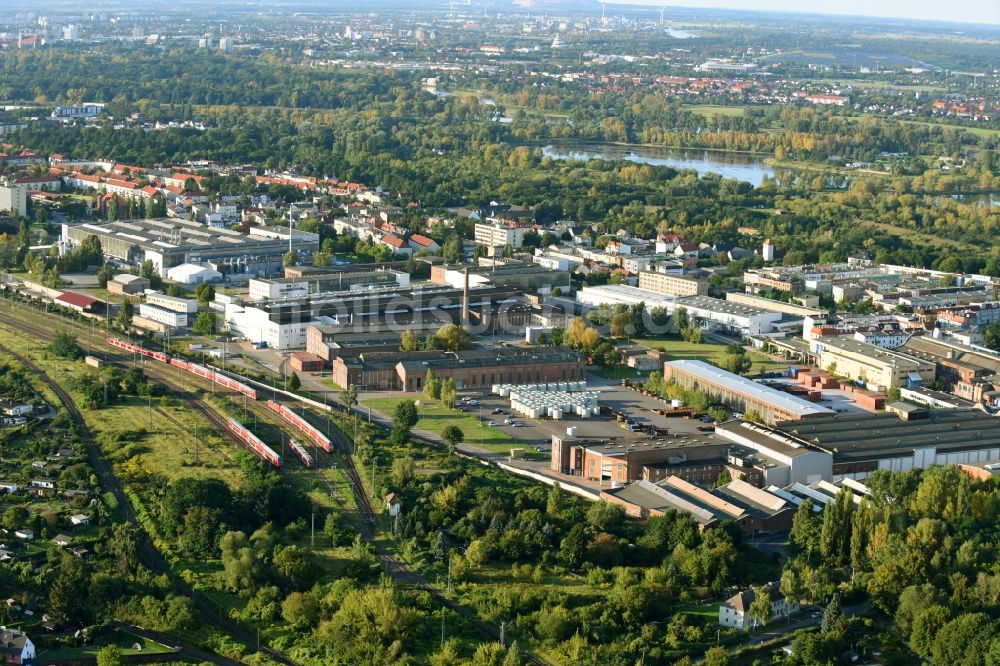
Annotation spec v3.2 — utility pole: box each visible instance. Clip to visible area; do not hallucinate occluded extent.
[311,511,315,549]
[500,620,506,647]
[148,393,152,430]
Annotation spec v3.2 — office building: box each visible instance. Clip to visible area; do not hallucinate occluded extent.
[0,185,27,218]
[474,222,525,249]
[811,336,934,390]
[138,303,188,328]
[637,270,708,297]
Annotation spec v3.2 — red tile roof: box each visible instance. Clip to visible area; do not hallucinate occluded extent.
[381,234,405,249]
[55,292,97,309]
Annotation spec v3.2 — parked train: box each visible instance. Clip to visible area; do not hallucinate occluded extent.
[227,418,283,468]
[288,438,314,468]
[265,400,333,453]
[106,337,258,399]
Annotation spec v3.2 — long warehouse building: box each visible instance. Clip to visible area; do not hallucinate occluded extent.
[663,359,835,424]
[62,218,319,278]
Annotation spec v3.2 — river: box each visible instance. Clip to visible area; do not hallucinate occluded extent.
[541,143,777,186]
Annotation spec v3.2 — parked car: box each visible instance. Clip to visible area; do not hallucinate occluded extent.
[492,408,505,415]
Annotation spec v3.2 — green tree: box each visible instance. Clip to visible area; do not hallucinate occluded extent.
[287,371,300,391]
[820,593,841,634]
[748,585,773,629]
[790,500,821,558]
[983,322,1000,351]
[341,383,358,411]
[194,282,215,304]
[931,612,994,666]
[281,590,320,628]
[282,250,297,267]
[424,368,441,400]
[440,378,457,410]
[559,524,587,568]
[441,425,464,453]
[400,329,421,352]
[435,323,471,351]
[703,646,730,666]
[96,645,124,666]
[46,331,84,360]
[911,604,951,658]
[48,552,90,625]
[820,489,854,565]
[191,310,216,335]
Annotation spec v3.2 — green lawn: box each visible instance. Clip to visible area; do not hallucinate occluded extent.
[638,337,788,374]
[38,629,175,660]
[363,396,534,455]
[684,104,762,117]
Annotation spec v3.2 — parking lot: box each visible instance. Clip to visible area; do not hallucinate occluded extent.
[455,371,713,454]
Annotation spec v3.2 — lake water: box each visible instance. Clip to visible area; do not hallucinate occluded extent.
[665,27,697,39]
[541,143,776,186]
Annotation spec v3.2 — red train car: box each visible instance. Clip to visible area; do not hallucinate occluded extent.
[168,357,258,400]
[288,438,314,468]
[265,400,332,453]
[226,417,282,468]
[106,337,169,363]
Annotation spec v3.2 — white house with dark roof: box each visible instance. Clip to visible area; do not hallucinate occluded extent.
[719,581,798,630]
[0,626,35,664]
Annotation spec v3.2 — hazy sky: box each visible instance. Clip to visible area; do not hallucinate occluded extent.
[609,0,1000,25]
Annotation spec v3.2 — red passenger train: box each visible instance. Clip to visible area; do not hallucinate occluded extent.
[288,438,314,468]
[105,336,258,399]
[265,400,333,453]
[226,418,283,468]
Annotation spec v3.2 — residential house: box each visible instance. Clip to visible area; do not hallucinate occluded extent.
[718,582,799,630]
[69,514,90,527]
[13,529,33,541]
[0,627,35,665]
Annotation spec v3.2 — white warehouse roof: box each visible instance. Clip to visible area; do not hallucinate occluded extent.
[665,359,834,418]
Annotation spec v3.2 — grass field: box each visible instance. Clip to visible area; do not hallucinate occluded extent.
[38,629,174,660]
[639,337,788,374]
[362,396,534,455]
[858,220,977,251]
[684,104,759,117]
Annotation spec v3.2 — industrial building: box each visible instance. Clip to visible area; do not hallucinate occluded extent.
[717,410,1000,483]
[663,360,835,424]
[61,218,319,278]
[431,263,571,292]
[811,336,935,390]
[249,268,409,301]
[601,476,794,534]
[305,326,404,364]
[226,283,534,350]
[106,274,149,296]
[576,285,786,336]
[332,347,585,391]
[550,433,727,484]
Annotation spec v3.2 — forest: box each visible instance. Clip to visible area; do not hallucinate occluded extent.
[3,46,998,274]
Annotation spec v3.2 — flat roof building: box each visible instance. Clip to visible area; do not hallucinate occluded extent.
[718,410,1000,483]
[811,336,935,390]
[577,285,785,336]
[332,347,585,392]
[664,360,835,424]
[62,218,319,277]
[637,271,708,298]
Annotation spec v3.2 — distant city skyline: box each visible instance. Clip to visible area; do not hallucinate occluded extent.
[609,0,1000,26]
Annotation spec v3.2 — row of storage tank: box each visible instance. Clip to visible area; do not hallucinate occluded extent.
[491,381,587,397]
[507,389,602,421]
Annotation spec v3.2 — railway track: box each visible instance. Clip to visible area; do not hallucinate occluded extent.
[0,301,547,663]
[292,405,548,665]
[0,308,302,666]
